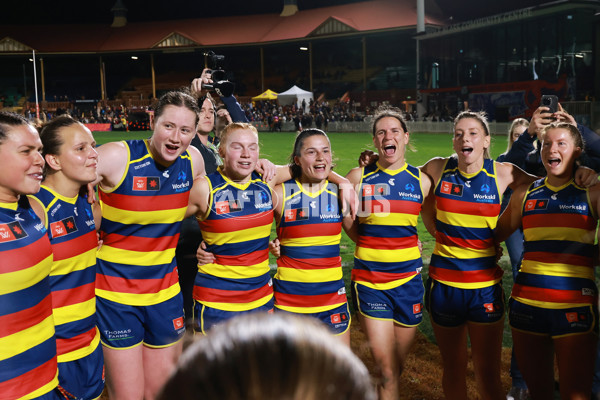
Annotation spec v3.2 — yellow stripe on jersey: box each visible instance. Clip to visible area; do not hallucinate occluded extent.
[280,233,341,247]
[275,302,346,314]
[52,298,96,326]
[435,277,501,289]
[355,274,417,290]
[0,315,55,360]
[436,209,497,229]
[525,226,595,243]
[98,245,175,266]
[96,283,180,306]
[355,246,421,262]
[19,372,59,400]
[0,254,53,295]
[433,242,496,259]
[201,223,272,245]
[50,248,96,276]
[198,260,270,279]
[101,202,186,225]
[201,293,273,312]
[58,329,100,363]
[359,213,419,226]
[520,260,595,280]
[274,267,342,283]
[512,296,583,310]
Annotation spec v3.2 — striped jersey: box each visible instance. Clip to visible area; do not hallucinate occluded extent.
[352,162,424,290]
[31,186,100,363]
[194,169,274,312]
[97,139,193,306]
[429,158,503,289]
[0,197,58,399]
[274,179,346,313]
[512,178,598,308]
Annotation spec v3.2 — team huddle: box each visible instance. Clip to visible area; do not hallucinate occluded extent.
[1,88,598,400]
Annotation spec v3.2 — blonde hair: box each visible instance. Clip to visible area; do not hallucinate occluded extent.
[454,110,491,159]
[158,313,376,400]
[506,118,529,152]
[218,122,259,152]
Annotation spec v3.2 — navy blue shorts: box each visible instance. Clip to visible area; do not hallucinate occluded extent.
[193,297,275,334]
[276,303,351,335]
[425,278,505,327]
[57,343,105,400]
[351,274,424,327]
[97,294,185,349]
[509,298,598,337]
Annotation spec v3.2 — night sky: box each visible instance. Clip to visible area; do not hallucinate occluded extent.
[2,0,548,25]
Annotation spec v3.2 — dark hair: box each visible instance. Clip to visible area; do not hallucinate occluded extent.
[39,115,81,158]
[371,106,408,137]
[289,128,331,179]
[158,313,376,400]
[453,110,491,159]
[153,90,200,127]
[0,111,31,145]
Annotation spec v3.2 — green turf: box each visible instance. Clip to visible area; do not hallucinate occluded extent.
[93,129,514,345]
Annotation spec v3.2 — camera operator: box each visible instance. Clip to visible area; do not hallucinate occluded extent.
[177,66,249,322]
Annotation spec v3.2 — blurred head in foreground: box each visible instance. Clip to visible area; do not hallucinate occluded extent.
[158,313,376,400]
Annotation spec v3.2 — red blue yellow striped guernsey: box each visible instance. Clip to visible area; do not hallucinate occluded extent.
[352,162,424,290]
[0,197,58,399]
[274,179,346,313]
[193,169,274,312]
[97,139,193,306]
[512,178,598,308]
[31,186,101,363]
[429,158,503,289]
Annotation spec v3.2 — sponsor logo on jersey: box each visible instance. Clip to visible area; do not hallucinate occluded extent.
[363,184,388,197]
[483,303,495,313]
[525,199,548,211]
[133,176,160,191]
[330,312,348,324]
[172,317,184,330]
[216,200,243,214]
[565,312,579,323]
[0,221,28,242]
[284,207,309,222]
[50,216,78,238]
[440,181,463,196]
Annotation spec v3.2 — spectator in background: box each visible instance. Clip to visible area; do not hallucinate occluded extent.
[157,313,376,400]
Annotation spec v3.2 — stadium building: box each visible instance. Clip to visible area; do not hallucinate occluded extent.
[0,0,599,128]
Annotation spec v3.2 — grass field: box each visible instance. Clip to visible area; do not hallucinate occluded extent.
[92,129,515,346]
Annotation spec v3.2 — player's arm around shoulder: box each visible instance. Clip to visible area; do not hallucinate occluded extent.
[93,141,129,190]
[495,183,527,243]
[418,157,446,185]
[188,145,206,179]
[419,169,436,237]
[495,160,537,194]
[186,175,210,218]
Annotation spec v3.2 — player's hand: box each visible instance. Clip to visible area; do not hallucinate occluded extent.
[575,166,599,187]
[256,159,276,182]
[339,181,358,220]
[190,68,213,98]
[86,183,96,204]
[196,241,216,265]
[269,239,281,258]
[528,106,554,140]
[358,149,378,167]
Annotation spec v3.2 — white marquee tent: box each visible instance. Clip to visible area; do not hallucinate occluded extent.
[277,85,314,109]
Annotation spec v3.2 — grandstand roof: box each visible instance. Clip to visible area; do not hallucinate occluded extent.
[0,0,444,54]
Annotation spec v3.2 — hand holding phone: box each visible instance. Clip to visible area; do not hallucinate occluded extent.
[540,95,558,114]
